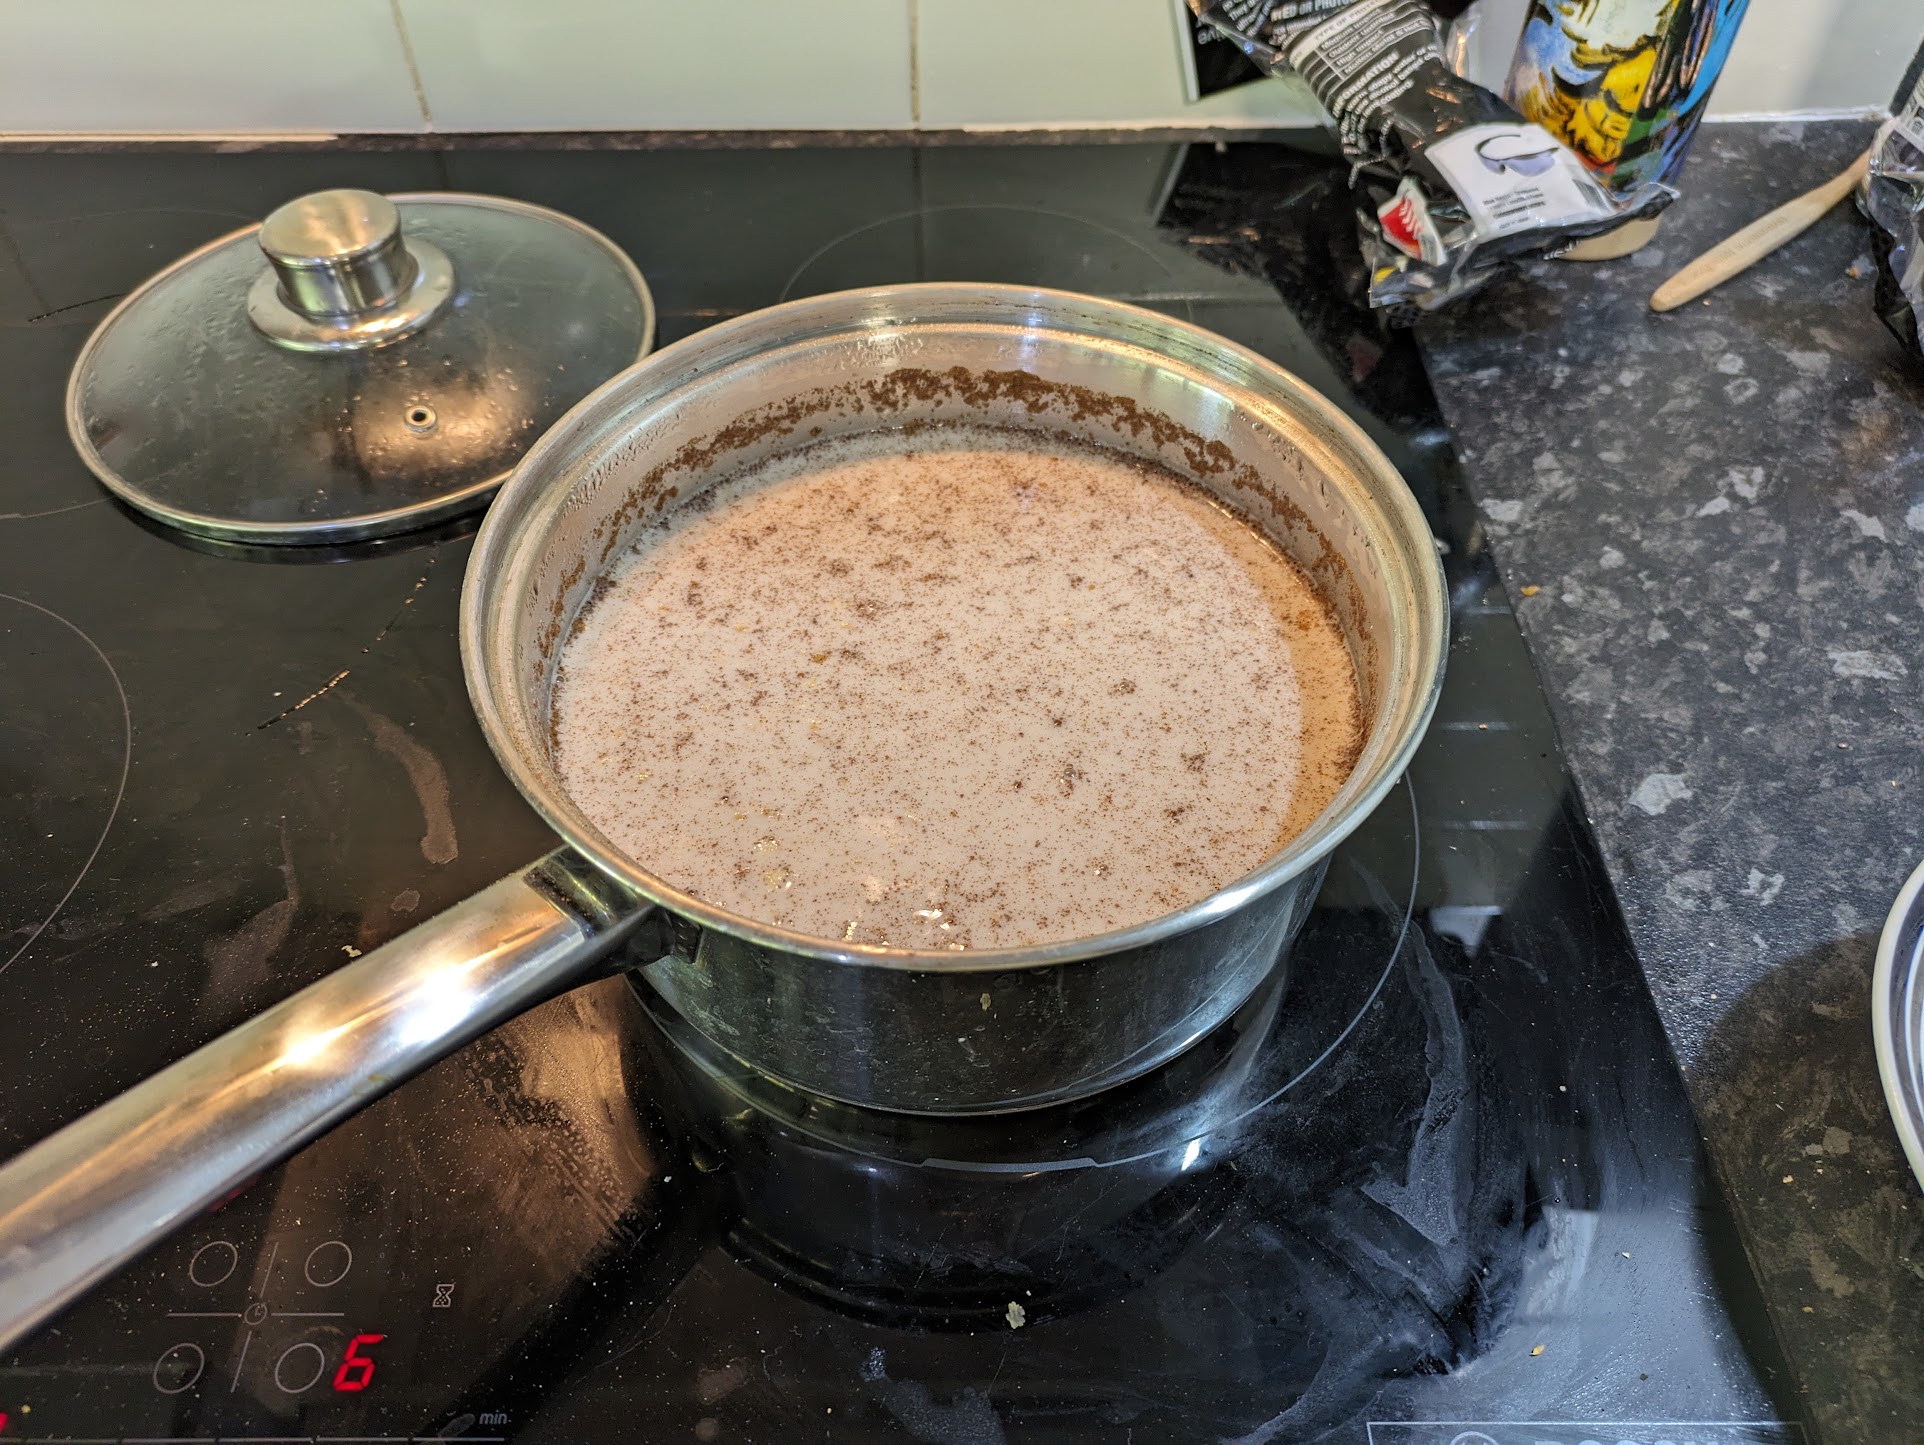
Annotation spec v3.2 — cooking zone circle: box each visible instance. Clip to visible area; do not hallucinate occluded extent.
[781,204,1200,315]
[0,284,1446,1352]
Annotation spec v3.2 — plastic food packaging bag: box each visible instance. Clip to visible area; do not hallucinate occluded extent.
[1867,74,1924,362]
[1190,0,1671,313]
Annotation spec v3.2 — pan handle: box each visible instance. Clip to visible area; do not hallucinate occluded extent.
[0,848,659,1353]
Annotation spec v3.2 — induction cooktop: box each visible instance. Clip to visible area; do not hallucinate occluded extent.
[0,139,1802,1443]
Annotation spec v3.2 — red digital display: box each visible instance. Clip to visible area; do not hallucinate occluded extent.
[331,1334,385,1393]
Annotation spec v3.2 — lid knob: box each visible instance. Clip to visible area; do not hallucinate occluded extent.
[259,189,416,318]
[247,189,456,352]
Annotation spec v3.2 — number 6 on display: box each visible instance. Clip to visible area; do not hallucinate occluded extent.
[331,1333,386,1393]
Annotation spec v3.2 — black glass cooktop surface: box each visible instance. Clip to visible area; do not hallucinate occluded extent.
[0,141,1801,1443]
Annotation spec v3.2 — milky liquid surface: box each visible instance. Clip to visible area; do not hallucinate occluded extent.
[552,429,1364,950]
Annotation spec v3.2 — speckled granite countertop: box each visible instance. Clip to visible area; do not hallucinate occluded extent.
[1417,118,1924,1441]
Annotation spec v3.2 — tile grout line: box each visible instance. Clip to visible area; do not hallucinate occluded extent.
[387,0,435,133]
[1170,0,1203,105]
[907,0,921,129]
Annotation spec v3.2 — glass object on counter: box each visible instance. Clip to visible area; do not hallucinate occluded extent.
[1504,0,1751,257]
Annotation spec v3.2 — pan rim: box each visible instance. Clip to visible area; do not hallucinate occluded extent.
[462,282,1447,972]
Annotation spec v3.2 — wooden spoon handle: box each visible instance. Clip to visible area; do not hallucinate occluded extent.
[1649,149,1873,313]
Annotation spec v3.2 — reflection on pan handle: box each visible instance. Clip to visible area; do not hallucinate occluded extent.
[0,849,659,1352]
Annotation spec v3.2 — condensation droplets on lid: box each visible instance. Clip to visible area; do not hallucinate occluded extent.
[66,189,655,545]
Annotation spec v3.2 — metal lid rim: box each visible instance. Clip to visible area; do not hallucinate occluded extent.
[64,192,656,546]
[461,282,1449,974]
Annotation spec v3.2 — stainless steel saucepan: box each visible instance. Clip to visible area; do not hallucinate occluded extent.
[0,284,1447,1350]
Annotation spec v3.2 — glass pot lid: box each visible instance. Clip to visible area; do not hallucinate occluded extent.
[66,189,655,544]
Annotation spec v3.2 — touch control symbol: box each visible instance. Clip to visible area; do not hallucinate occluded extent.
[304,1239,353,1287]
[153,1341,206,1394]
[163,1235,353,1396]
[188,1239,239,1288]
[274,1340,328,1394]
[433,1282,455,1308]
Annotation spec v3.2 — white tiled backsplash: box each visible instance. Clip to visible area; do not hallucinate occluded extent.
[0,0,1913,137]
